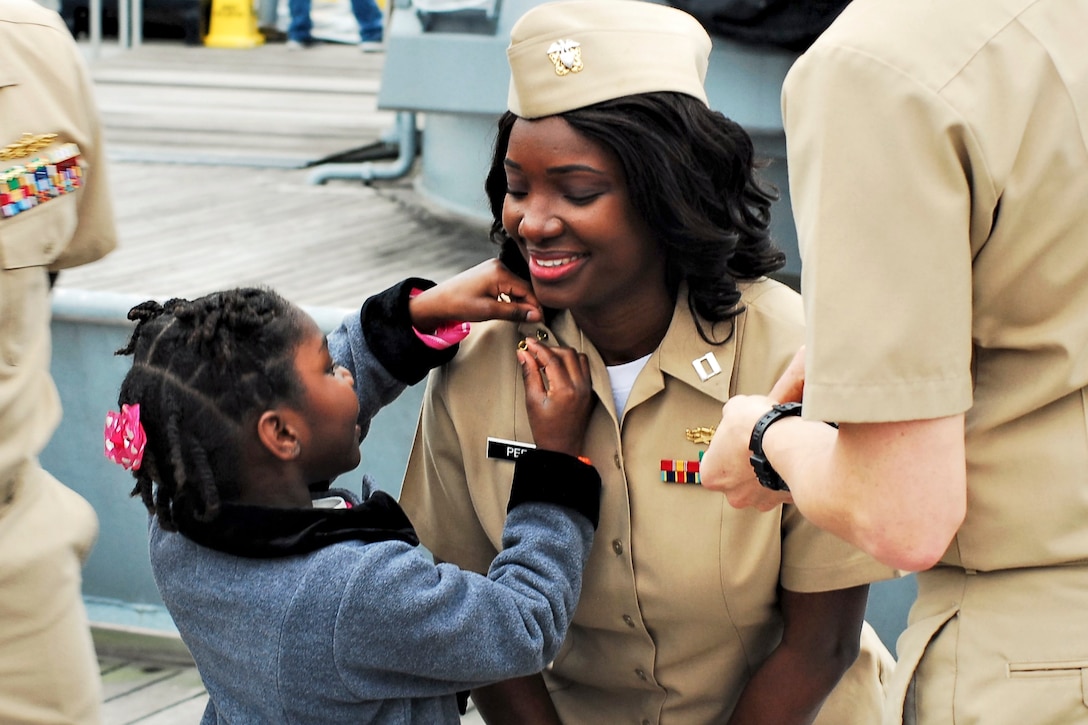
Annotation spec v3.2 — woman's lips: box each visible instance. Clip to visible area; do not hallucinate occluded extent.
[528,253,587,282]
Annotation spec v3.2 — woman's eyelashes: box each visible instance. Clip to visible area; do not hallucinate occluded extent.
[503,187,604,205]
[565,192,603,206]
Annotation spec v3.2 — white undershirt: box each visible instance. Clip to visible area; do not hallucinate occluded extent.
[313,495,349,509]
[606,353,652,417]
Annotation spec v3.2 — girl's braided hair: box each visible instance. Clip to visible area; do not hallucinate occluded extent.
[115,287,307,531]
[484,91,786,344]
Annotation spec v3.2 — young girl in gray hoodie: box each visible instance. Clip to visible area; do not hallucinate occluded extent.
[106,261,600,724]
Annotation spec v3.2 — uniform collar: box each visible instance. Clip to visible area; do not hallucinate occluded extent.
[515,284,740,407]
[654,286,738,405]
[0,55,18,89]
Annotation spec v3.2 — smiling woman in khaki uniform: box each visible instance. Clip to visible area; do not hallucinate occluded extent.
[399,2,899,723]
[699,0,1088,723]
[0,1,117,722]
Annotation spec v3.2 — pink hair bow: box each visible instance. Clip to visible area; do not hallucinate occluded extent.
[104,403,147,471]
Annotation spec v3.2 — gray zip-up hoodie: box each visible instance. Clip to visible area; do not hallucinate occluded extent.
[148,279,601,724]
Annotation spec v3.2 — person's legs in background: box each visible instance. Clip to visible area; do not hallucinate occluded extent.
[351,0,383,45]
[257,0,285,41]
[286,0,315,45]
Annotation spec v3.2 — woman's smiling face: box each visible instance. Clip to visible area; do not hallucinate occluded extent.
[501,115,666,317]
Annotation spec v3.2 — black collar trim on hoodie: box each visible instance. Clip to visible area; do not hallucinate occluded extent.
[174,489,419,559]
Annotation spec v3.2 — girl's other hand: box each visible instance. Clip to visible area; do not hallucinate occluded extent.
[518,338,593,459]
[410,259,542,332]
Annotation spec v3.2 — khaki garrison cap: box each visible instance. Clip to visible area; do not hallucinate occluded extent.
[506,0,712,119]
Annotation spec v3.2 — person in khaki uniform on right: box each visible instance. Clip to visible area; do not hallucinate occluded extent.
[401,2,900,723]
[0,0,117,722]
[700,0,1088,723]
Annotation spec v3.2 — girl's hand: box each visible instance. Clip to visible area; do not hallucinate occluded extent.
[409,259,542,332]
[518,338,593,458]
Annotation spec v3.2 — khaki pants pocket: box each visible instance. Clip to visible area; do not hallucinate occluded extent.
[1008,660,1088,709]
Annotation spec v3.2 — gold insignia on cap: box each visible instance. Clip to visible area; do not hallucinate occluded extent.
[547,39,583,76]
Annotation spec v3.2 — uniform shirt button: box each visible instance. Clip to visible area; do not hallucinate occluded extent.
[535,329,549,341]
[622,614,635,627]
[613,453,621,468]
[635,668,647,681]
[612,539,624,555]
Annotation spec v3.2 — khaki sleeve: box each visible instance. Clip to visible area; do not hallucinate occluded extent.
[48,18,117,271]
[784,44,974,424]
[779,502,900,593]
[399,368,500,576]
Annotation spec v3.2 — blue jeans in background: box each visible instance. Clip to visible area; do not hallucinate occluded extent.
[287,0,383,42]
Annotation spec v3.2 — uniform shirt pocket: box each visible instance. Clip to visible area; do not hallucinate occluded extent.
[0,265,49,367]
[0,189,76,270]
[0,196,70,366]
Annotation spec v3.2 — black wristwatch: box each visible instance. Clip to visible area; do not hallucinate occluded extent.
[748,402,803,492]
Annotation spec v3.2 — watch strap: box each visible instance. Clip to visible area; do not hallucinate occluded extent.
[748,402,803,492]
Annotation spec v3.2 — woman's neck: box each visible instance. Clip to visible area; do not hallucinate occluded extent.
[572,287,675,366]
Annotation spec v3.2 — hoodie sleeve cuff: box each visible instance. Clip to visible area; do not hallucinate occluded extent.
[507,449,601,529]
[361,278,459,385]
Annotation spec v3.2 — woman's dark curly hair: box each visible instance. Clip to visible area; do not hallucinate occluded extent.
[484,91,786,343]
[115,288,307,531]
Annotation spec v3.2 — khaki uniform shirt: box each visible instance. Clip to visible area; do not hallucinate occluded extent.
[783,0,1088,722]
[402,280,896,724]
[0,0,116,490]
[0,3,115,722]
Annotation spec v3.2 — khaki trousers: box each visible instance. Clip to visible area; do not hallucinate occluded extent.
[0,462,101,725]
[887,565,1088,725]
[816,621,896,724]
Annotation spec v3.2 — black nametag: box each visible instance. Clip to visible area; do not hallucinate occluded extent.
[486,437,536,462]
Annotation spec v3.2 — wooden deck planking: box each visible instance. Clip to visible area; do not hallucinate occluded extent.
[88,40,395,167]
[58,39,496,308]
[124,695,211,725]
[101,662,209,724]
[57,163,494,308]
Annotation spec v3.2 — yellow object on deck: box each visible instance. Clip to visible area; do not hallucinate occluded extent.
[204,0,265,48]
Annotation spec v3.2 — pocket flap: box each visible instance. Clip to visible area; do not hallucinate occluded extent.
[883,604,959,722]
[0,191,76,270]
